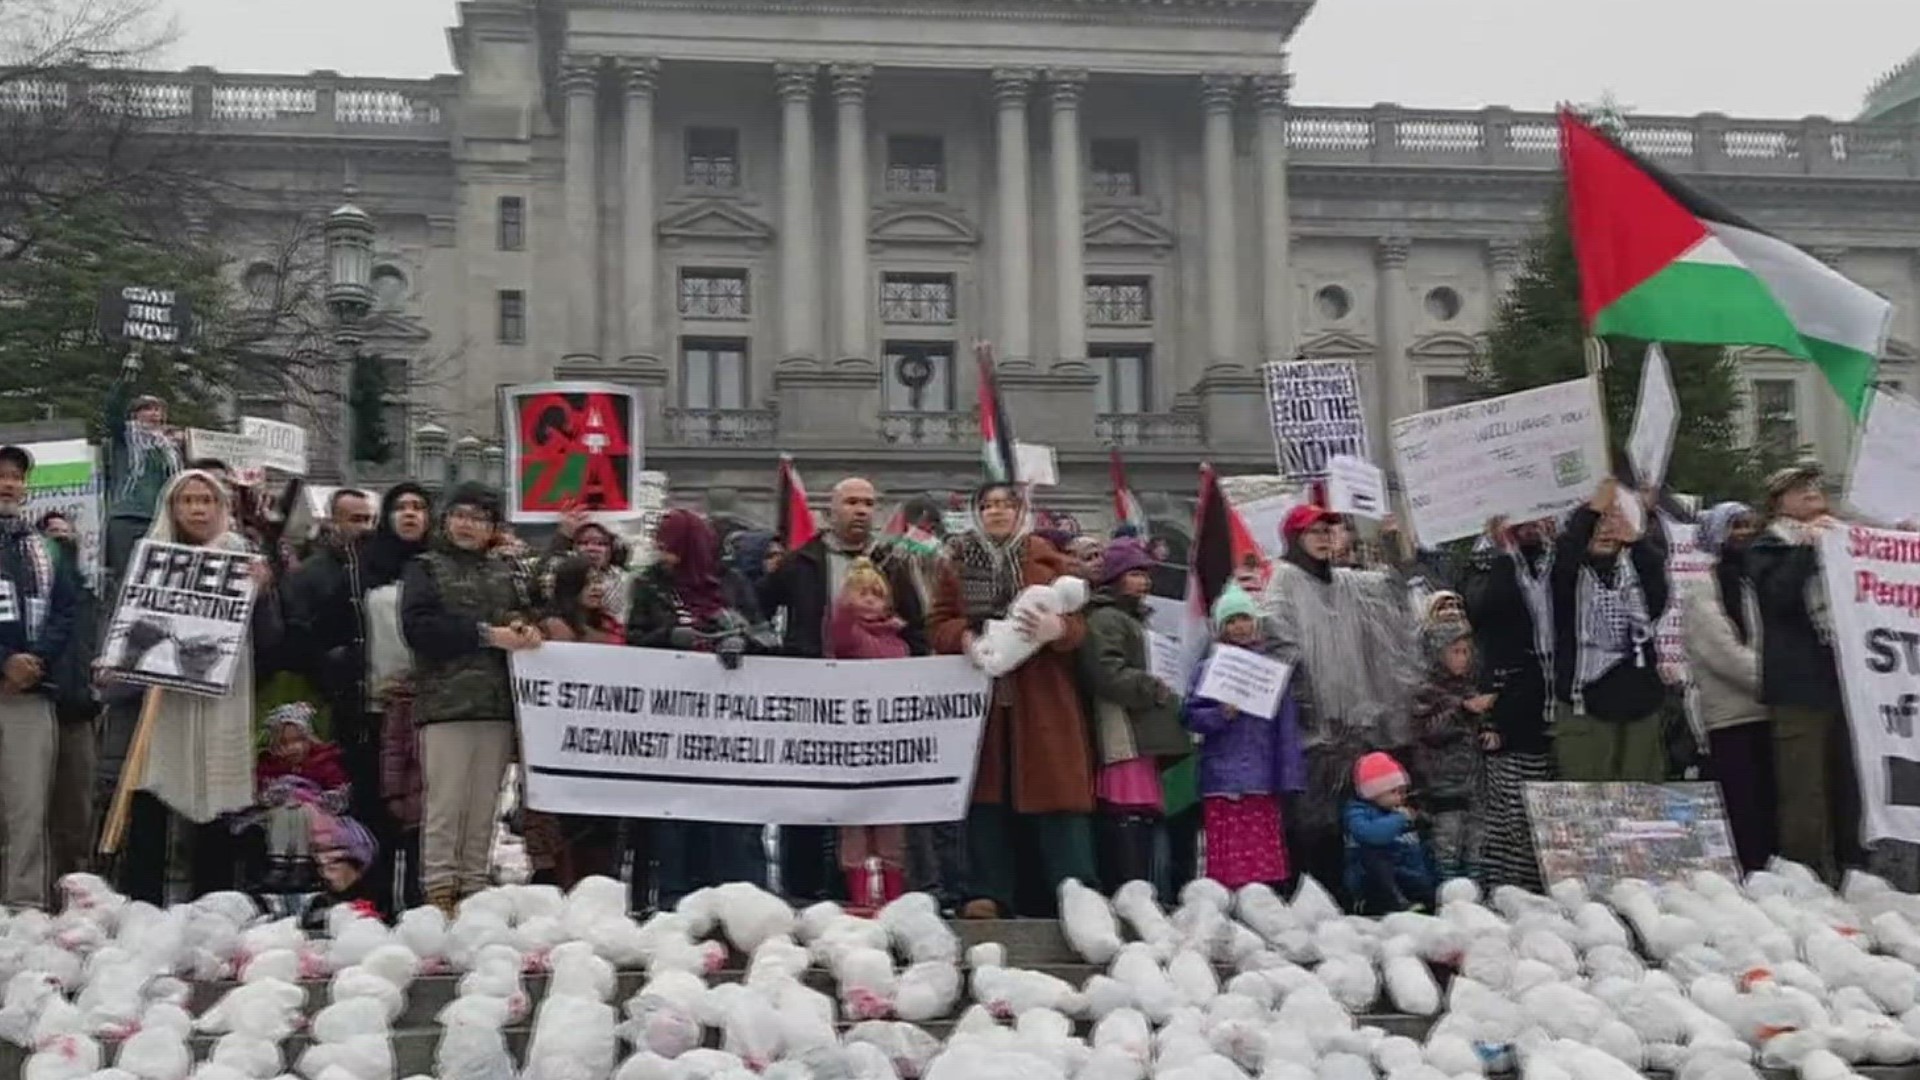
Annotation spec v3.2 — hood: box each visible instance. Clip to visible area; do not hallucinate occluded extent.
[727,529,777,581]
[1421,620,1475,676]
[142,469,234,545]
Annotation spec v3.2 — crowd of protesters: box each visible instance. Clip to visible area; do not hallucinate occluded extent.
[0,355,1880,921]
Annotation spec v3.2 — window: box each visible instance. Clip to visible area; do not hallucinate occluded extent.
[1753,378,1799,446]
[880,273,955,324]
[497,196,524,250]
[680,338,748,409]
[1089,138,1142,198]
[684,127,740,189]
[496,290,525,344]
[1086,276,1152,325]
[885,135,945,194]
[1424,375,1479,409]
[883,341,955,411]
[678,268,749,319]
[1091,344,1151,414]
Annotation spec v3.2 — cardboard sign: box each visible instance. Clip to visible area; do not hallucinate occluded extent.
[101,540,263,696]
[97,284,192,346]
[1262,360,1370,482]
[501,381,644,524]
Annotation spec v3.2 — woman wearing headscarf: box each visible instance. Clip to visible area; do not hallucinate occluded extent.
[113,468,284,902]
[928,482,1098,918]
[1683,501,1773,871]
[366,483,433,909]
[625,509,774,909]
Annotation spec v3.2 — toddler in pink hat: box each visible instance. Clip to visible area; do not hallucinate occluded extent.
[1343,751,1436,913]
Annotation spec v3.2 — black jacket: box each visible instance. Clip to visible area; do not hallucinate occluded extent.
[285,538,372,732]
[1746,526,1840,710]
[0,528,78,694]
[757,536,927,659]
[1460,545,1553,754]
[625,565,769,650]
[44,539,96,714]
[1549,507,1670,722]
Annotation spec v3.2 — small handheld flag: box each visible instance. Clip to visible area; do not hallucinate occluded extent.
[776,454,818,550]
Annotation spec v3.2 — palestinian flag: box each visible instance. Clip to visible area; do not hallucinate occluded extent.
[1560,109,1892,417]
[776,454,817,550]
[974,342,1018,483]
[1109,448,1149,533]
[882,505,942,558]
[1173,464,1268,677]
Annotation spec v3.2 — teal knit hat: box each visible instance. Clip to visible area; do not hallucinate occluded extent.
[1211,583,1259,626]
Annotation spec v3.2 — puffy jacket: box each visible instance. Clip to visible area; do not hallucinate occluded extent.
[1407,668,1485,808]
[1079,591,1191,766]
[1342,798,1432,899]
[1680,574,1766,731]
[1181,662,1306,798]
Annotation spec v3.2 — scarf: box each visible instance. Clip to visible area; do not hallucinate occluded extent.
[360,483,432,591]
[120,422,182,503]
[654,509,726,622]
[0,515,52,644]
[951,531,1026,622]
[1715,550,1751,645]
[1513,542,1555,683]
[1574,552,1652,708]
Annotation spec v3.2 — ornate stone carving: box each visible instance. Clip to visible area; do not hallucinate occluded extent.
[1376,236,1411,269]
[1201,73,1243,112]
[992,68,1035,107]
[559,56,600,96]
[829,63,872,104]
[618,57,659,97]
[1487,239,1526,275]
[1251,73,1291,114]
[773,62,818,101]
[1046,68,1087,108]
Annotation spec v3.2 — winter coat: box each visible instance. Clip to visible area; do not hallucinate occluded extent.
[0,526,78,702]
[256,741,351,797]
[284,536,373,734]
[928,535,1095,815]
[102,375,177,523]
[760,535,927,659]
[1746,522,1840,710]
[45,538,98,715]
[627,565,771,650]
[379,687,423,829]
[399,546,529,724]
[1342,798,1433,899]
[1459,544,1553,755]
[1080,592,1191,766]
[1681,574,1767,731]
[827,601,910,661]
[1550,507,1670,722]
[1407,669,1485,809]
[1181,656,1306,797]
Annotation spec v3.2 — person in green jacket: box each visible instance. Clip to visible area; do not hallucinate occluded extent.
[101,352,180,587]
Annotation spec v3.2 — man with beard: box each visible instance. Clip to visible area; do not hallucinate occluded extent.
[285,483,433,910]
[759,477,926,900]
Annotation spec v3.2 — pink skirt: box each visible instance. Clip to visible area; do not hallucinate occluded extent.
[1203,794,1288,889]
[1096,757,1164,811]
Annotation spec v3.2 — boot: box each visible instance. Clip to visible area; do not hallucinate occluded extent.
[881,867,906,906]
[427,883,459,918]
[263,856,293,893]
[843,869,875,915]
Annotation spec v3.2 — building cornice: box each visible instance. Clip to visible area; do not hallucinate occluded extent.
[569,0,1312,33]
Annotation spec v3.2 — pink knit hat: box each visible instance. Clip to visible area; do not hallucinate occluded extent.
[1353,751,1410,800]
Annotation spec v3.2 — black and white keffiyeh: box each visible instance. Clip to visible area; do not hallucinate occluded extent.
[1573,553,1652,710]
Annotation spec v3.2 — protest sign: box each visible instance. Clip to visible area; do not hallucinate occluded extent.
[240,417,308,476]
[1391,376,1609,546]
[1015,442,1058,487]
[21,440,102,586]
[185,428,260,478]
[1262,360,1370,482]
[511,644,989,825]
[100,539,263,696]
[1657,519,1714,687]
[97,284,192,346]
[1194,646,1291,718]
[1525,781,1740,894]
[1847,389,1920,526]
[1147,630,1183,693]
[1627,343,1678,492]
[1326,455,1387,520]
[502,381,644,524]
[1821,525,1920,845]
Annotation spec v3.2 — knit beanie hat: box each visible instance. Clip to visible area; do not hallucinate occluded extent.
[1211,583,1259,626]
[1353,751,1410,800]
[1098,537,1156,586]
[444,481,502,522]
[266,702,316,737]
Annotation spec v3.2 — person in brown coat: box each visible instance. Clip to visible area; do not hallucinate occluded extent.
[929,481,1100,918]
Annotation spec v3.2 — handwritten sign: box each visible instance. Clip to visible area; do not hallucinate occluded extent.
[1656,520,1714,687]
[1326,455,1387,519]
[240,417,308,477]
[102,539,263,696]
[1148,629,1183,693]
[97,284,192,346]
[1847,388,1920,526]
[1391,376,1609,547]
[1194,645,1292,719]
[1263,360,1370,482]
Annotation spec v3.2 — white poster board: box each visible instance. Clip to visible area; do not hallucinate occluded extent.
[1262,360,1371,482]
[185,428,261,480]
[1656,519,1715,687]
[1147,630,1184,694]
[101,539,262,696]
[1627,343,1679,493]
[21,440,102,587]
[1822,525,1920,846]
[511,644,989,825]
[1015,442,1058,487]
[1847,388,1920,526]
[1326,455,1387,520]
[1391,376,1610,546]
[1194,645,1292,718]
[240,417,308,476]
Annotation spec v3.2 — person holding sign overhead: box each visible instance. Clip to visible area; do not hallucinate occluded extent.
[101,354,181,589]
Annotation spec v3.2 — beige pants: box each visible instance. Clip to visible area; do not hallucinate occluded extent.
[420,720,513,896]
[0,694,56,908]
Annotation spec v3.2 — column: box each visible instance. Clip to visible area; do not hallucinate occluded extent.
[1487,239,1525,302]
[620,58,659,361]
[1201,74,1241,367]
[832,63,873,365]
[1049,69,1088,369]
[1253,72,1294,361]
[993,69,1035,367]
[1375,237,1411,460]
[561,56,601,356]
[775,63,820,366]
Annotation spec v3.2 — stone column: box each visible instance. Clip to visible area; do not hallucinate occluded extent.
[775,63,820,367]
[993,69,1035,368]
[619,58,660,362]
[561,57,601,356]
[832,63,874,367]
[1488,238,1525,303]
[1049,69,1088,370]
[1374,237,1411,463]
[1253,72,1293,362]
[1201,74,1241,368]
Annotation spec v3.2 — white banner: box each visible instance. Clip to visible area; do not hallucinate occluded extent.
[1262,360,1370,482]
[511,643,989,825]
[1847,388,1920,526]
[241,417,308,476]
[101,539,262,696]
[1823,525,1920,846]
[1628,343,1679,493]
[1391,376,1610,547]
[1657,520,1715,686]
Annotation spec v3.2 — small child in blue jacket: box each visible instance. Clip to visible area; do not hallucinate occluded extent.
[1343,751,1436,913]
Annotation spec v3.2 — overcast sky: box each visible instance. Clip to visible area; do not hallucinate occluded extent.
[158,0,1920,121]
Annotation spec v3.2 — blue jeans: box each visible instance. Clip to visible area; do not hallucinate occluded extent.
[651,821,765,908]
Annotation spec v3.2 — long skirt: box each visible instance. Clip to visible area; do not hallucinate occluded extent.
[1203,794,1287,889]
[1477,751,1553,892]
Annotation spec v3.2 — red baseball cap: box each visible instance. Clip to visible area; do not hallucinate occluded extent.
[1281,503,1340,542]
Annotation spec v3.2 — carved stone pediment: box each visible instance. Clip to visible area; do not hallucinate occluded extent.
[658,200,775,250]
[1296,329,1377,358]
[1083,208,1176,253]
[1408,331,1482,362]
[869,207,978,249]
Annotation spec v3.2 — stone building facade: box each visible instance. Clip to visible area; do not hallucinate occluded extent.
[87,4,1920,529]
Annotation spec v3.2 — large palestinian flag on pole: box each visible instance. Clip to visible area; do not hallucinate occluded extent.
[1559,109,1892,417]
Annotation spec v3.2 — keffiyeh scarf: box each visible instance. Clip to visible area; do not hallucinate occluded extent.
[951,532,1025,623]
[120,423,181,503]
[1574,553,1652,710]
[0,516,52,643]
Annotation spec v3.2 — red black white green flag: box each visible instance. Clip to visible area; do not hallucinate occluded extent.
[974,342,1018,484]
[1109,448,1149,532]
[776,454,818,551]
